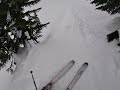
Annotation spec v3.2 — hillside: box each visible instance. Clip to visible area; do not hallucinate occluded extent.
[2,0,120,90]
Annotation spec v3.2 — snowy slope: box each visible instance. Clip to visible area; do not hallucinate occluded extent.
[5,0,120,90]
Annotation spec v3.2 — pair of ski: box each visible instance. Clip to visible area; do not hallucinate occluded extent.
[41,60,88,90]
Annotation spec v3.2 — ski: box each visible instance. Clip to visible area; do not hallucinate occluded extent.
[41,60,75,90]
[66,62,88,90]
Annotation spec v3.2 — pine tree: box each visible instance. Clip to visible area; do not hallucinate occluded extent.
[91,0,120,15]
[0,0,49,69]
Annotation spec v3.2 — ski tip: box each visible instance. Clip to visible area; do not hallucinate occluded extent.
[84,62,88,66]
[71,60,75,64]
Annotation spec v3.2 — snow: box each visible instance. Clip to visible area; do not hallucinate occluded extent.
[0,69,11,90]
[1,0,120,90]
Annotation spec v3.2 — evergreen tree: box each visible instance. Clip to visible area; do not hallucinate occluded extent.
[0,0,49,69]
[91,0,120,15]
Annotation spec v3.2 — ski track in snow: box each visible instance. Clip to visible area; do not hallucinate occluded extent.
[4,0,120,90]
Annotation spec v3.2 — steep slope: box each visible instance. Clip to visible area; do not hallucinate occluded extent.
[7,0,120,90]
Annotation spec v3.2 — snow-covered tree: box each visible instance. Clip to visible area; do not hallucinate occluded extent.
[91,0,120,15]
[0,0,49,69]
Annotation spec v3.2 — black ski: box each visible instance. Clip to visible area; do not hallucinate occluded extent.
[66,62,88,90]
[41,60,75,90]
